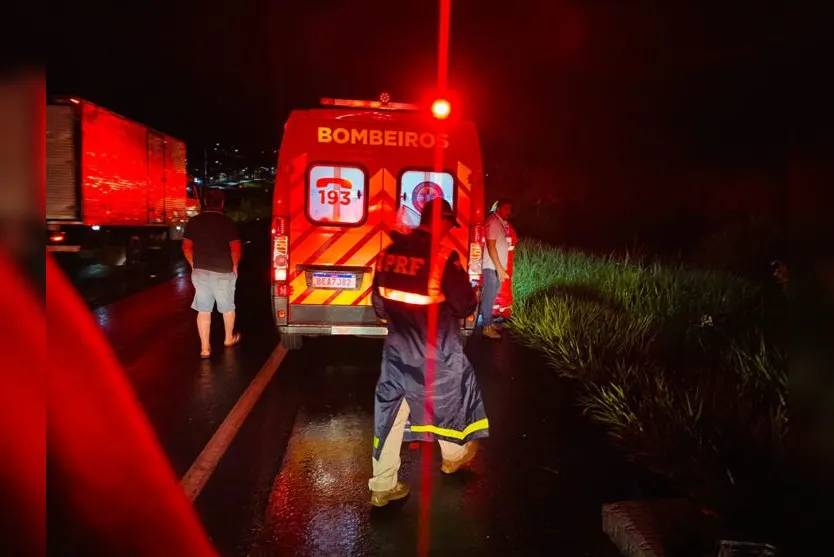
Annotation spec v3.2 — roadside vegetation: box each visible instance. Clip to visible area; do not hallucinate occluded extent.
[509,238,788,544]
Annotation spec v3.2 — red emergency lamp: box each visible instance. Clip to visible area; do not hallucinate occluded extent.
[431,99,451,119]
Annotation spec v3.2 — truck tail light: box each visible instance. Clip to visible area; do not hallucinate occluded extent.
[468,224,484,285]
[272,216,289,285]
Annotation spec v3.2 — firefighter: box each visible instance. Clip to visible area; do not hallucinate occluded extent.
[368,197,490,507]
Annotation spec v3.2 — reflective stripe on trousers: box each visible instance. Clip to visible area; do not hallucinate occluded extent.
[369,399,475,492]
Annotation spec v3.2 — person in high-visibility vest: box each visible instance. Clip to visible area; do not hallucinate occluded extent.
[368,197,490,507]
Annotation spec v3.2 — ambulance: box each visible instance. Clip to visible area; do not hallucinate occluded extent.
[271,94,486,349]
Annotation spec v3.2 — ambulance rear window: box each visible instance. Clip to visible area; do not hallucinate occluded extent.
[396,169,456,229]
[306,163,368,226]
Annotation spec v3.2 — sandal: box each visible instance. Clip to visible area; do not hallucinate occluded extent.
[224,332,242,347]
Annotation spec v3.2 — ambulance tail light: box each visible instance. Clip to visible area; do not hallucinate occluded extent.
[468,224,484,285]
[272,216,289,284]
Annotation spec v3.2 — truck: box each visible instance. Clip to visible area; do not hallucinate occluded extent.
[45,97,199,261]
[271,94,486,349]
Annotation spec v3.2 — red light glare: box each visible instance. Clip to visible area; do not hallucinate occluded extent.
[431,99,451,119]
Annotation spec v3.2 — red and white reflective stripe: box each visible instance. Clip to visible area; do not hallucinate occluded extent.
[379,287,446,305]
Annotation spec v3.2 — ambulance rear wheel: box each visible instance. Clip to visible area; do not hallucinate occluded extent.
[282,333,303,350]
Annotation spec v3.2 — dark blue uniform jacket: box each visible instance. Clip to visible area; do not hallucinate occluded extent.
[371,228,490,459]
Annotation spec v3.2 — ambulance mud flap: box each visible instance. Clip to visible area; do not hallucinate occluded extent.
[281,332,303,350]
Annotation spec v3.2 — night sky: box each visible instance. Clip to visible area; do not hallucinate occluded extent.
[46,0,829,208]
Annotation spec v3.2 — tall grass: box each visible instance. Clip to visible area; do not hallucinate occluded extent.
[510,239,787,538]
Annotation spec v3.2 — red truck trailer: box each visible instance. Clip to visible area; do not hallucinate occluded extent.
[45,98,199,260]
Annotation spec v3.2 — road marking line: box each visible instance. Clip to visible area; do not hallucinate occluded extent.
[181,342,289,502]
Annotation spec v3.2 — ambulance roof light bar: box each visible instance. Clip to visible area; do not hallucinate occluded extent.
[320,92,420,112]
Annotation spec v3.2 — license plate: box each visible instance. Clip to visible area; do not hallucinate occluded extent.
[311,272,356,289]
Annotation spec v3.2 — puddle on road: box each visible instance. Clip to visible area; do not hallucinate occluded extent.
[258,409,374,556]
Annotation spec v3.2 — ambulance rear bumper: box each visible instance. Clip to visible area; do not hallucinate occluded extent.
[279,324,389,337]
[277,324,475,338]
[275,303,386,337]
[274,302,475,338]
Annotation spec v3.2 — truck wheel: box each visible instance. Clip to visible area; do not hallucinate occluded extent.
[282,334,303,350]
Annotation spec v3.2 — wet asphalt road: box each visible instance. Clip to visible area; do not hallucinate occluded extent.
[95,231,650,556]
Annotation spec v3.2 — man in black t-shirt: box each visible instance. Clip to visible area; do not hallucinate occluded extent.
[182,189,242,358]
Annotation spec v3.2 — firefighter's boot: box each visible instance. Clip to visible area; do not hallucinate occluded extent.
[441,440,480,474]
[370,481,410,507]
